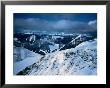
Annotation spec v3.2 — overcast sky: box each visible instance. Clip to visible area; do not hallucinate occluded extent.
[14,13,97,34]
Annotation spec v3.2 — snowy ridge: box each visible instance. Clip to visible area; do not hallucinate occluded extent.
[14,33,93,55]
[70,34,82,44]
[25,39,97,75]
[59,34,91,51]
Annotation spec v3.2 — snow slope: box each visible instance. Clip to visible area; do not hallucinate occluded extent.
[27,39,97,75]
[49,44,59,52]
[13,47,43,75]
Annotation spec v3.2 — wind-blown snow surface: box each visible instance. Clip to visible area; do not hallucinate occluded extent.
[27,39,97,75]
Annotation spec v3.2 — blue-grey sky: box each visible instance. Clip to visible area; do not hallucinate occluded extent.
[14,13,97,34]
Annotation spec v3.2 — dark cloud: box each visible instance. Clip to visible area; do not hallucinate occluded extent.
[14,18,97,33]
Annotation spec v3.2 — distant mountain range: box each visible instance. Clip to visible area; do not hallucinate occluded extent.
[14,33,96,55]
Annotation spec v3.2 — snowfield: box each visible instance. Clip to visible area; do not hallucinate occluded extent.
[49,44,59,52]
[15,39,97,75]
[13,47,43,75]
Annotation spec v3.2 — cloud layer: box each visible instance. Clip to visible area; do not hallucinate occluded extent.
[14,18,97,33]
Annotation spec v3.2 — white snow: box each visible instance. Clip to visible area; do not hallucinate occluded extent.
[39,49,47,54]
[14,38,18,41]
[52,35,63,39]
[75,39,96,50]
[70,34,82,44]
[49,44,59,52]
[13,38,97,75]
[28,39,97,75]
[29,35,36,42]
[65,39,97,53]
[13,47,42,75]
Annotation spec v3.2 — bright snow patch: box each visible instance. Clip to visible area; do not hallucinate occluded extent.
[49,44,59,52]
[13,47,42,75]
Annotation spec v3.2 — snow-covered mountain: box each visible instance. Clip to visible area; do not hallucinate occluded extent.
[13,47,43,75]
[14,33,94,55]
[16,39,97,75]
